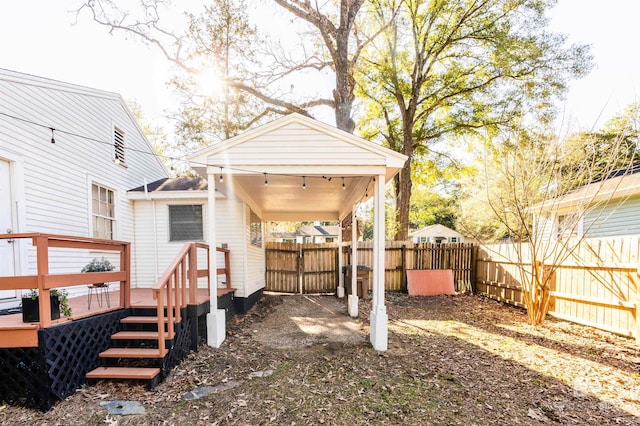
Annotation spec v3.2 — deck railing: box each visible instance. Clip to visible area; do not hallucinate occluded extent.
[152,242,231,354]
[0,233,131,328]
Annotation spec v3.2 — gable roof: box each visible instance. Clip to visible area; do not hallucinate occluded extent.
[187,113,408,221]
[129,177,208,192]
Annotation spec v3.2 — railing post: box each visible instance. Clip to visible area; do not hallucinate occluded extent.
[189,243,198,304]
[224,249,231,289]
[35,235,51,328]
[121,242,131,308]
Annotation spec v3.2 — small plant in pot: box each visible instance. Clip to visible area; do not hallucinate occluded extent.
[81,257,115,287]
[21,288,72,322]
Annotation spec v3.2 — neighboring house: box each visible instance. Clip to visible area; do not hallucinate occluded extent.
[410,224,468,244]
[534,166,640,240]
[0,68,168,308]
[267,223,340,243]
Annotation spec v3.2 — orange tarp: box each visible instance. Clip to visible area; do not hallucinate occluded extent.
[406,269,455,296]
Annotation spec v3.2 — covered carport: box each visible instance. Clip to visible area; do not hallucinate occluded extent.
[189,113,407,351]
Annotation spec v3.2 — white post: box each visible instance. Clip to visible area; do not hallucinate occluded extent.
[337,219,345,298]
[370,174,388,351]
[348,207,359,317]
[207,173,226,348]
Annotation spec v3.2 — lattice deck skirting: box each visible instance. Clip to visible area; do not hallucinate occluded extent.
[0,310,128,410]
[0,302,210,411]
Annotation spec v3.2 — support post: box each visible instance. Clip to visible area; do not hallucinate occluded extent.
[337,219,345,298]
[348,207,359,317]
[207,174,225,348]
[370,174,388,351]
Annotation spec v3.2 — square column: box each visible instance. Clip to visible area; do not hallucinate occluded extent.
[348,207,359,317]
[370,174,387,351]
[207,173,226,348]
[337,218,345,298]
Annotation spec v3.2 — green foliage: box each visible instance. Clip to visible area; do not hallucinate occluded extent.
[81,257,115,273]
[23,289,72,317]
[356,0,592,240]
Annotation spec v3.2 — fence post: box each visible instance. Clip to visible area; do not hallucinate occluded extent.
[401,245,407,292]
[636,267,640,343]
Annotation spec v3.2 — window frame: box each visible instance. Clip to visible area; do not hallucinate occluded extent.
[168,204,205,242]
[90,182,116,240]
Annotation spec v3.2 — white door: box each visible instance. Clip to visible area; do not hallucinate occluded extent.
[0,159,16,299]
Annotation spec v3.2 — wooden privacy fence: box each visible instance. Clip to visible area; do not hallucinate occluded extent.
[265,242,338,293]
[476,237,640,340]
[265,241,476,294]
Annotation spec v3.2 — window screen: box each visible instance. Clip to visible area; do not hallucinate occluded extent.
[169,205,203,241]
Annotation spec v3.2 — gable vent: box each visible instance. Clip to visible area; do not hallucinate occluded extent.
[114,127,126,166]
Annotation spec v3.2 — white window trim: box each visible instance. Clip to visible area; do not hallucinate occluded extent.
[168,204,205,242]
[0,148,27,278]
[87,175,119,240]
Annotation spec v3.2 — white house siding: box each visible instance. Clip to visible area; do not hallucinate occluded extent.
[243,204,266,298]
[583,195,640,238]
[0,70,167,292]
[209,122,384,167]
[131,198,209,288]
[216,200,255,298]
[130,196,259,299]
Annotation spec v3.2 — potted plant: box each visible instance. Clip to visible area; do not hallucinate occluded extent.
[21,288,71,322]
[81,257,115,286]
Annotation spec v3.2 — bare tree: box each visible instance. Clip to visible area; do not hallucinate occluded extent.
[461,123,637,324]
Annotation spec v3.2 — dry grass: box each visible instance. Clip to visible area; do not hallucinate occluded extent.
[2,293,639,425]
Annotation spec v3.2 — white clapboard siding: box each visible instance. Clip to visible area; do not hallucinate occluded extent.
[243,204,266,298]
[0,70,167,282]
[204,120,386,168]
[131,197,256,298]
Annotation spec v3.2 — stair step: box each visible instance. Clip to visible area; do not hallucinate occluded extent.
[121,316,169,324]
[100,348,169,359]
[87,366,160,380]
[111,330,172,340]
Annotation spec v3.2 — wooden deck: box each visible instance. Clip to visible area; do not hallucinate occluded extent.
[0,287,235,348]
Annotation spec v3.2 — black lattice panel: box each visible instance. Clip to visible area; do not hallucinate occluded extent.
[163,307,193,378]
[0,347,53,411]
[40,310,129,400]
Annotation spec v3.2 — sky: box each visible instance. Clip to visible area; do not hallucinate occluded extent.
[0,0,638,136]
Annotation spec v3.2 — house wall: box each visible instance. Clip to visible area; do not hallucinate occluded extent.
[130,196,262,301]
[243,204,266,298]
[0,70,167,298]
[411,225,466,243]
[583,195,640,238]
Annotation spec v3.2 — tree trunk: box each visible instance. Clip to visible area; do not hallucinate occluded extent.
[395,157,412,241]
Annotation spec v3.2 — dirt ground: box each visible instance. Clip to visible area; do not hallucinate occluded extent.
[2,293,640,425]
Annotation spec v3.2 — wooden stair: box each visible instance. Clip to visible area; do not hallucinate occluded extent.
[85,312,175,389]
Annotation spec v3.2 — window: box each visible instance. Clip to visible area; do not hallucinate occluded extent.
[169,205,203,241]
[557,214,580,239]
[92,183,115,239]
[250,209,262,247]
[114,127,126,166]
[325,237,335,243]
[418,236,428,243]
[450,237,459,243]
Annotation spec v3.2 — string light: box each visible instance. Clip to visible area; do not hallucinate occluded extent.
[0,112,375,201]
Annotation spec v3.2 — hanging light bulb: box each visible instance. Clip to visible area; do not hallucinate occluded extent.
[264,173,268,186]
[342,177,346,190]
[302,176,306,190]
[50,127,55,144]
[219,167,224,183]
